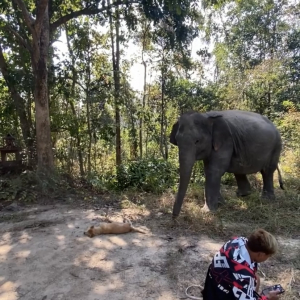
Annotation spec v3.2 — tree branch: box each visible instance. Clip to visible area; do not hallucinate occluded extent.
[50,0,140,33]
[12,0,35,35]
[35,0,49,36]
[0,43,32,144]
[64,75,86,91]
[1,23,32,52]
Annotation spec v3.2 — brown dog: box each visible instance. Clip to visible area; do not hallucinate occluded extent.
[83,219,146,237]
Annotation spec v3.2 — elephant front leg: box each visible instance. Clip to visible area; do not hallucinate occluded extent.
[234,174,252,197]
[261,169,275,200]
[202,173,222,212]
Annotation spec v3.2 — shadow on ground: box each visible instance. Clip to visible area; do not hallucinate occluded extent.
[0,198,299,300]
[0,204,221,300]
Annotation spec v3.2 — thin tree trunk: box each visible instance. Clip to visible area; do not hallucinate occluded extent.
[86,32,92,173]
[267,83,271,119]
[64,22,84,177]
[160,67,166,159]
[0,44,33,149]
[86,89,92,173]
[109,4,121,166]
[140,48,147,158]
[145,81,152,157]
[129,103,138,159]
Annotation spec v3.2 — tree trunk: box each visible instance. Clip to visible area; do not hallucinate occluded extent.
[86,88,92,173]
[129,107,138,159]
[31,4,54,173]
[139,49,147,159]
[64,22,84,177]
[160,67,167,160]
[109,4,121,166]
[86,30,92,174]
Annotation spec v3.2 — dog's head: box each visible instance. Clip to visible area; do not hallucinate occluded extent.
[83,226,95,238]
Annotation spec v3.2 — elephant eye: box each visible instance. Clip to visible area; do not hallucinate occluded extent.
[195,140,199,144]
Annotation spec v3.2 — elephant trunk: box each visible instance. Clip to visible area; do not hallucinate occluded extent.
[172,150,195,217]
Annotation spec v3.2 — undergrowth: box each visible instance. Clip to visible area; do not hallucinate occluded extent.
[119,178,300,239]
[1,153,299,241]
[0,170,73,203]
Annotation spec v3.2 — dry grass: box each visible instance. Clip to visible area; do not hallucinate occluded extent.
[162,245,300,300]
[119,175,300,299]
[260,245,300,300]
[121,178,300,238]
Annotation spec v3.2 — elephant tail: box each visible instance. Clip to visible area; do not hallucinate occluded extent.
[277,164,284,190]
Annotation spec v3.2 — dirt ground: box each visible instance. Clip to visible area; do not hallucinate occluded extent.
[0,202,299,300]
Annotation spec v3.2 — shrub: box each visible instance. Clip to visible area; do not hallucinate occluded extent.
[0,170,71,202]
[116,158,178,193]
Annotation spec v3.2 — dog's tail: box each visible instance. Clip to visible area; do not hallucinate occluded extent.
[131,226,147,234]
[123,217,132,225]
[277,164,284,190]
[123,217,147,234]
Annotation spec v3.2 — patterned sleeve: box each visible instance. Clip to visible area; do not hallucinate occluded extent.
[231,276,269,300]
[211,238,270,300]
[224,247,268,300]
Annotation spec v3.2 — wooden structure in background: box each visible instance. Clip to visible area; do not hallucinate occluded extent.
[0,134,22,174]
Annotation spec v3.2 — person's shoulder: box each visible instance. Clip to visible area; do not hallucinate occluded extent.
[229,236,248,242]
[221,236,248,254]
[239,236,248,243]
[227,236,248,245]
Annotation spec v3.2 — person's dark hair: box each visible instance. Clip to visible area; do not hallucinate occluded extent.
[247,229,278,255]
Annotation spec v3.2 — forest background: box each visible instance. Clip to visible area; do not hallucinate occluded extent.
[0,0,300,221]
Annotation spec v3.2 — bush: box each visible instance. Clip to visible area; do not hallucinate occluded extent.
[0,170,72,202]
[116,158,178,193]
[221,172,236,185]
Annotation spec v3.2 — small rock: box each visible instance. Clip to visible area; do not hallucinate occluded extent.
[3,202,21,212]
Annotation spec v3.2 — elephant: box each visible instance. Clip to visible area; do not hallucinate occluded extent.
[169,109,284,217]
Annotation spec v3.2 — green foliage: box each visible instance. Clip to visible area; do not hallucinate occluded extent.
[0,172,37,202]
[165,78,220,112]
[276,111,300,149]
[115,158,178,193]
[190,160,235,186]
[0,0,299,205]
[0,177,25,202]
[0,170,72,202]
[205,0,300,116]
[221,172,236,185]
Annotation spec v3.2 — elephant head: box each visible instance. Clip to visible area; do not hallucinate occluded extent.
[169,111,225,217]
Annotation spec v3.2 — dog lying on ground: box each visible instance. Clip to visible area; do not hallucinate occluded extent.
[83,219,147,237]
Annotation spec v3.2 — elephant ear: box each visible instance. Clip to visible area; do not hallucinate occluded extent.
[169,121,179,146]
[207,113,228,151]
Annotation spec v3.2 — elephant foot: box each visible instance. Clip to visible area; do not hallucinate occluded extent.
[261,191,275,200]
[167,217,180,227]
[218,195,225,205]
[236,189,252,197]
[172,214,178,220]
[201,202,218,213]
[201,204,211,213]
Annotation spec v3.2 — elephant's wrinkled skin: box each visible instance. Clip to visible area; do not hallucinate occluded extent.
[169,110,284,217]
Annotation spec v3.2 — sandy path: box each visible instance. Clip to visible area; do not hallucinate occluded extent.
[0,205,221,300]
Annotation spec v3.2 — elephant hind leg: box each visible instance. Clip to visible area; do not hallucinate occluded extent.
[234,174,252,197]
[261,148,281,200]
[261,169,276,200]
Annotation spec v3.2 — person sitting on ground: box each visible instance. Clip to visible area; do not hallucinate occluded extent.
[201,228,281,300]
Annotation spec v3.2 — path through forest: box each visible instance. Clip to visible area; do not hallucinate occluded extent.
[0,203,299,300]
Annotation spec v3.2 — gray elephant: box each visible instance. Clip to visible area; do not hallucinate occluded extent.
[169,109,284,217]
